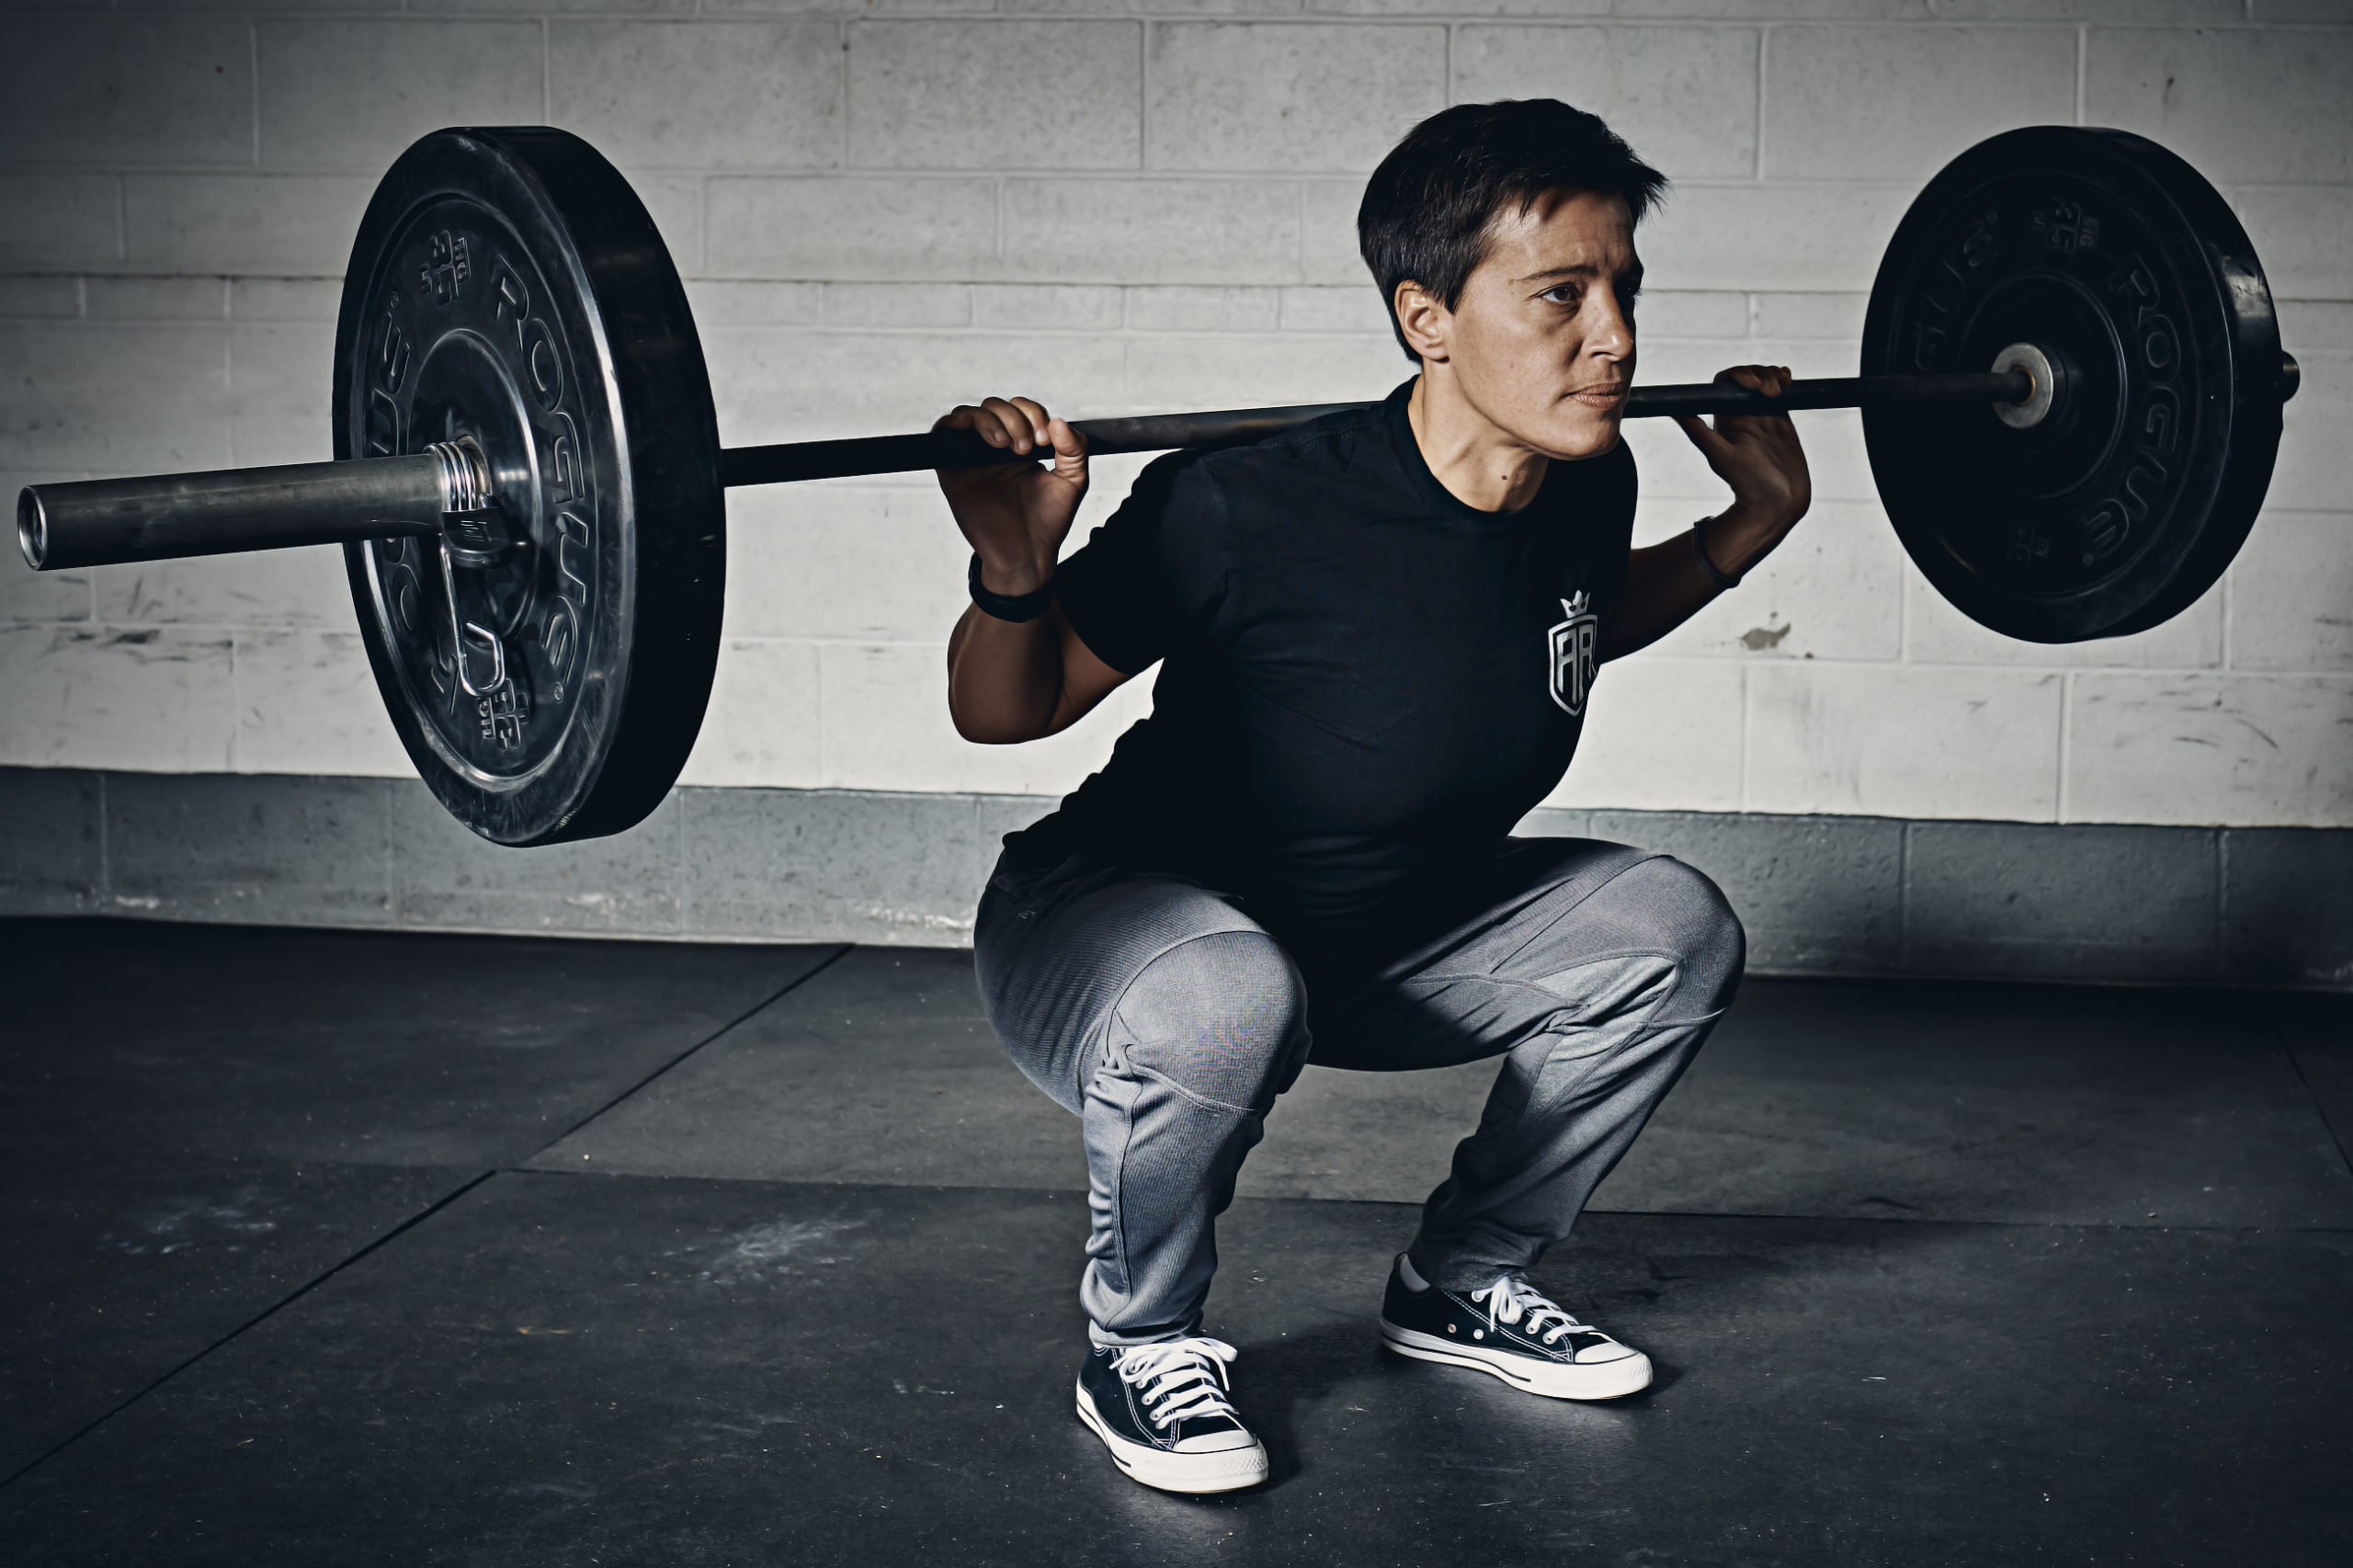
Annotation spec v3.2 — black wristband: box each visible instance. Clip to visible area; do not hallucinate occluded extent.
[969,554,1058,622]
[1692,522,1742,591]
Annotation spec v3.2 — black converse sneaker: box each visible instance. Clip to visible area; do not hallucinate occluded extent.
[1379,1252,1652,1400]
[1074,1336,1269,1494]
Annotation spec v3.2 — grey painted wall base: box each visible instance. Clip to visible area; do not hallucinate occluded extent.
[3,767,2346,989]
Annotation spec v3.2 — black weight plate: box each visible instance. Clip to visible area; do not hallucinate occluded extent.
[1861,126,2286,642]
[334,128,723,845]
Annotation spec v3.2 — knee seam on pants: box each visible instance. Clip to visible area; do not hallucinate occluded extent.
[1114,1061,1266,1119]
[1096,928,1305,1113]
[1417,944,1687,1010]
[1096,1071,1141,1297]
[1427,943,1737,1026]
[1415,944,1680,994]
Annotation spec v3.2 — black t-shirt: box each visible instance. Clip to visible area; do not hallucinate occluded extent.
[1026,377,1639,971]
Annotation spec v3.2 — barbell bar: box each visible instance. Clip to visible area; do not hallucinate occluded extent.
[20,370,2069,572]
[3,123,2305,846]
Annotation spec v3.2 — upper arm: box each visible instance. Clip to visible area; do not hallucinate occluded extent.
[1054,449,1228,682]
[1042,607,1133,733]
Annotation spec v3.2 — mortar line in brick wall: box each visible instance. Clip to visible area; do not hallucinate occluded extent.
[128,165,1976,189]
[653,309,1729,335]
[227,631,242,772]
[1737,661,1752,813]
[680,785,700,930]
[382,777,396,925]
[1753,27,1768,183]
[676,784,697,929]
[219,327,236,462]
[2055,670,2074,824]
[1897,551,1912,664]
[745,12,2298,28]
[651,636,2351,680]
[2217,827,2243,983]
[111,177,126,267]
[2210,826,2226,974]
[1897,820,1914,971]
[95,771,109,907]
[2074,28,2087,128]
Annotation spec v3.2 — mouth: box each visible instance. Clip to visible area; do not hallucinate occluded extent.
[1565,382,1630,410]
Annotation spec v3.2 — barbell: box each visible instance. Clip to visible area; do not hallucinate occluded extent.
[14,125,2302,847]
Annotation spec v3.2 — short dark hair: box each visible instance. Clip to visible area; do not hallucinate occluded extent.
[1358,99,1668,362]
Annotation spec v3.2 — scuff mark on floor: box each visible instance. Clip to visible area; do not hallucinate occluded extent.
[670,1214,869,1285]
[858,905,975,936]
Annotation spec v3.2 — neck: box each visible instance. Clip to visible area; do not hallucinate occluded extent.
[1406,365,1550,513]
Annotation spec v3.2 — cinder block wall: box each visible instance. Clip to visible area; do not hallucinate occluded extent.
[0,4,2347,978]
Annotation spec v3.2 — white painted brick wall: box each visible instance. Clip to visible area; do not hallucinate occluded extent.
[0,3,2345,828]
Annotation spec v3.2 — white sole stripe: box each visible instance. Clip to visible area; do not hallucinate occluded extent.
[1074,1386,1269,1494]
[1380,1320,1654,1401]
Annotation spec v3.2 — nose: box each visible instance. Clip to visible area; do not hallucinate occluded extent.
[1588,294,1634,363]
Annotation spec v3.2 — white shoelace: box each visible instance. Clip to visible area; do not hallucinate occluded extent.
[1468,1275,1591,1346]
[1114,1337,1243,1430]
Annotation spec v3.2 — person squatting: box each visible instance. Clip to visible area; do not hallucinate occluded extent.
[934,99,1812,1494]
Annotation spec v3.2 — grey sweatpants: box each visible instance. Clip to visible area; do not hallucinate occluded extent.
[972,835,1745,1346]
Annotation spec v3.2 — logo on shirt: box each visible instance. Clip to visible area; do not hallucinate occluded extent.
[1547,592,1598,718]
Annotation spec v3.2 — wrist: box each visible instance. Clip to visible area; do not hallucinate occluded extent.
[1691,518,1742,591]
[969,553,1059,623]
[1703,506,1791,574]
[1717,498,1801,541]
[973,554,1055,597]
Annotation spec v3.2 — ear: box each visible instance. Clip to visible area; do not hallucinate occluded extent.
[1392,280,1450,364]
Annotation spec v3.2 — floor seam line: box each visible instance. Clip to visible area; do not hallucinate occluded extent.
[0,942,850,1494]
[0,1167,499,1494]
[521,943,854,1162]
[2284,1039,2353,1179]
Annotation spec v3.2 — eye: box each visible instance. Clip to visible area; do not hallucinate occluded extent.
[1540,283,1583,308]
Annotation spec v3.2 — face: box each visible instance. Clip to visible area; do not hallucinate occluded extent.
[1402,188,1641,460]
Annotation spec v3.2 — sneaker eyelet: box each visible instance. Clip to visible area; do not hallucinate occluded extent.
[1445,1324,1456,1335]
[1472,1329,1483,1339]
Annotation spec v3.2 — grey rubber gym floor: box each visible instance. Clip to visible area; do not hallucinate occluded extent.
[3,919,2347,1565]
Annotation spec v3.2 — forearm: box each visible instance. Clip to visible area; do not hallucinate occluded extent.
[1598,508,1789,661]
[947,601,1071,744]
